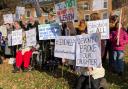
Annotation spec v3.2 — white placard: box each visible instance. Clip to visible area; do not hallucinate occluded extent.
[54,36,76,60]
[76,33,102,68]
[3,14,14,24]
[26,28,37,46]
[38,23,61,40]
[8,34,12,46]
[12,29,22,46]
[87,19,109,39]
[0,25,7,37]
[16,6,25,15]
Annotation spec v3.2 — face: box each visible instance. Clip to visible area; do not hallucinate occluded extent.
[29,16,34,23]
[14,22,20,29]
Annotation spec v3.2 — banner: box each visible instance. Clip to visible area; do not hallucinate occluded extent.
[92,0,108,11]
[8,34,12,46]
[55,0,77,21]
[87,19,109,39]
[76,33,102,68]
[38,23,61,40]
[26,28,37,46]
[0,25,7,37]
[3,14,14,24]
[54,36,76,60]
[12,29,22,46]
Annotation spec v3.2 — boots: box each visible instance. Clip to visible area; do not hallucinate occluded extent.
[12,67,20,73]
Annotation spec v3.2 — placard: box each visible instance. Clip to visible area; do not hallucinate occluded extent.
[54,36,76,60]
[26,28,37,46]
[12,29,22,46]
[8,34,12,46]
[38,23,61,40]
[0,25,7,37]
[16,6,25,15]
[3,14,14,24]
[55,0,77,21]
[76,33,102,68]
[87,19,109,39]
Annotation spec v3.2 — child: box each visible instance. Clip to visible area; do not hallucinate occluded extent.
[110,22,128,76]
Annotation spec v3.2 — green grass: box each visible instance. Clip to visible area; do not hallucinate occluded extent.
[0,60,128,89]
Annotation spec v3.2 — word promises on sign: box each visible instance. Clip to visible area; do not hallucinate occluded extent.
[76,33,102,68]
[54,36,76,60]
[38,23,61,40]
[87,19,109,39]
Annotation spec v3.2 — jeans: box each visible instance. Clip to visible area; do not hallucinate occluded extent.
[75,75,101,89]
[113,50,124,73]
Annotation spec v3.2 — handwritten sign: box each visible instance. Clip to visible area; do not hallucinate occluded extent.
[16,6,25,15]
[55,0,77,21]
[38,23,61,40]
[26,28,37,46]
[87,19,109,39]
[54,36,76,60]
[12,29,22,46]
[0,25,7,37]
[76,33,102,68]
[3,14,14,24]
[8,34,12,46]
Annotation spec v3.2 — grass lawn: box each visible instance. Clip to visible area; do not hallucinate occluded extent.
[0,59,128,89]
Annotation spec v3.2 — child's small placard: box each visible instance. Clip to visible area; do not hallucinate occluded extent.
[12,29,22,46]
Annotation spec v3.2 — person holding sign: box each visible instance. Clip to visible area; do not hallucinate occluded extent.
[12,22,33,73]
[76,19,107,89]
[110,22,128,76]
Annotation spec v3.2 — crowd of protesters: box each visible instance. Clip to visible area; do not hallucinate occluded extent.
[0,12,128,89]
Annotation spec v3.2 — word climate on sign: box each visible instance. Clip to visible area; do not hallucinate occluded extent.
[54,36,76,60]
[76,33,102,68]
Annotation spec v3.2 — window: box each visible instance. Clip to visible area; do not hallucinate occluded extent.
[78,1,90,11]
[85,14,90,21]
[104,0,108,8]
[83,2,90,10]
[102,12,108,19]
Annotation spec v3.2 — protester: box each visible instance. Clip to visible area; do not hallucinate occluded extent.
[78,19,87,34]
[62,21,77,72]
[12,21,33,73]
[110,22,128,76]
[75,14,108,89]
[103,15,119,71]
